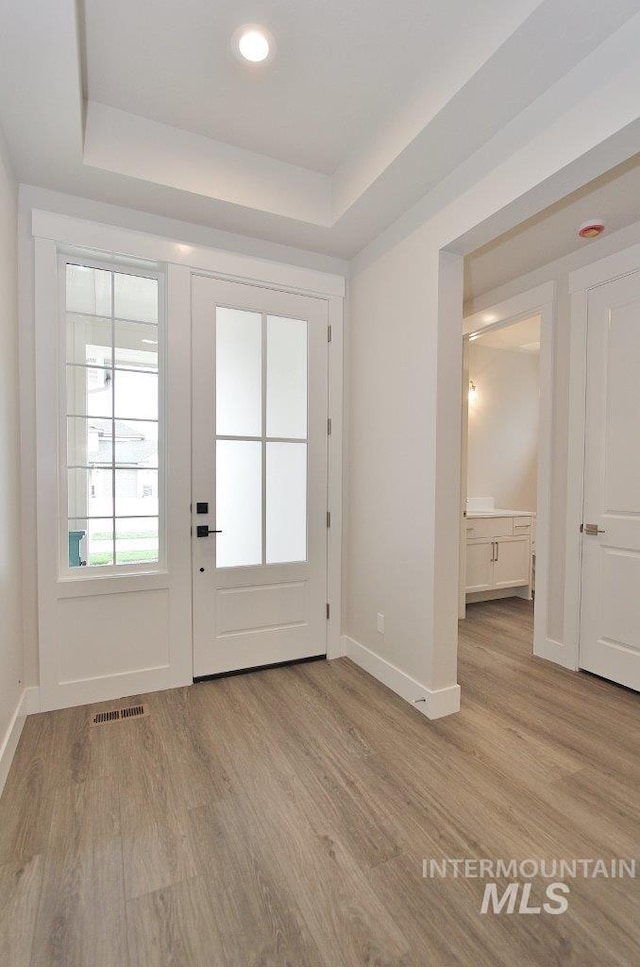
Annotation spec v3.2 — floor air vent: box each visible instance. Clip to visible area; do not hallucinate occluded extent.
[120,704,146,720]
[91,704,147,727]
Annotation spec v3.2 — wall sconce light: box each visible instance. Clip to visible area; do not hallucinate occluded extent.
[468,380,478,404]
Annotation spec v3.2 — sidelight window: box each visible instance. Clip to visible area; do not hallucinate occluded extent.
[63,261,163,571]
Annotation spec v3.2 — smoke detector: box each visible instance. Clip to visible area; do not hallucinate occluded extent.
[578,219,605,239]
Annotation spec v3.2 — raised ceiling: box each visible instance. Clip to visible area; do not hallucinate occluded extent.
[1,0,640,258]
[84,0,539,176]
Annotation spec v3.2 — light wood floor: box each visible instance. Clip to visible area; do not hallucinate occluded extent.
[1,598,639,966]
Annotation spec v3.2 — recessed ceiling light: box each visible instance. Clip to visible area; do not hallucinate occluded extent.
[232,25,273,64]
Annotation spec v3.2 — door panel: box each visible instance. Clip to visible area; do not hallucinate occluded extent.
[465,541,493,592]
[493,537,530,588]
[192,276,328,677]
[580,272,640,690]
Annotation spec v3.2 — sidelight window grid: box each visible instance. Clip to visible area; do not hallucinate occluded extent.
[61,257,165,573]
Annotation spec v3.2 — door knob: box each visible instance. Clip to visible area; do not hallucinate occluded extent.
[196,525,222,537]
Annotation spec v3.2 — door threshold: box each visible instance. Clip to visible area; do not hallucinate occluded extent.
[193,653,326,684]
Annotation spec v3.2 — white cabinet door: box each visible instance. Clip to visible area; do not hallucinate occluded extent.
[580,271,640,691]
[493,538,530,589]
[191,276,328,678]
[465,541,494,592]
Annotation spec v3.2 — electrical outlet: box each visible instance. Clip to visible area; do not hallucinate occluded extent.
[377,612,384,634]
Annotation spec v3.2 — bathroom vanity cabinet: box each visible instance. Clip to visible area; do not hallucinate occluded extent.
[465,512,533,600]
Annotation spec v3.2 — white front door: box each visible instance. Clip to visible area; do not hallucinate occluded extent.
[580,270,640,691]
[191,276,328,677]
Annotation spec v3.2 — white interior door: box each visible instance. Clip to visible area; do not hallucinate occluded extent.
[580,270,640,691]
[192,276,328,677]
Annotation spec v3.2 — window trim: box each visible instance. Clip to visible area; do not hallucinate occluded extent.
[57,253,167,579]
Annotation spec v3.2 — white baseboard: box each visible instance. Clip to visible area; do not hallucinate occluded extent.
[342,635,460,720]
[0,686,41,799]
[1,690,28,798]
[533,636,578,671]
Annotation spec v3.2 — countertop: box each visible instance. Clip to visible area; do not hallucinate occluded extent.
[466,509,534,519]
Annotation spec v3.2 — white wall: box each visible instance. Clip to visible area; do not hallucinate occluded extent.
[345,16,640,715]
[347,234,438,684]
[465,216,640,644]
[467,344,539,511]
[0,127,24,751]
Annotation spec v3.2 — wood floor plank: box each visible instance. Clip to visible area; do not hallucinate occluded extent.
[1,597,638,966]
[127,876,225,967]
[238,668,405,869]
[117,712,199,900]
[29,777,127,967]
[0,855,43,967]
[190,800,326,966]
[189,678,410,966]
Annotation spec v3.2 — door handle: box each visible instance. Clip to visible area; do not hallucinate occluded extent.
[495,541,499,562]
[196,525,222,538]
[582,523,605,536]
[490,541,495,562]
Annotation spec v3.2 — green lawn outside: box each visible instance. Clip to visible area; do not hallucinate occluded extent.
[89,550,158,565]
[92,529,157,541]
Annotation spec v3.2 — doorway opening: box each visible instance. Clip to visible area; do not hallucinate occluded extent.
[460,312,541,658]
[457,283,555,668]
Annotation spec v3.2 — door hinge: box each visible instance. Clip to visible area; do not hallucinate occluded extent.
[326,603,330,620]
[327,417,332,435]
[327,511,331,528]
[328,325,332,343]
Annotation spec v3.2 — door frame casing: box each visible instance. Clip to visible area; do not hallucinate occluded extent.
[30,210,345,712]
[190,274,333,675]
[462,282,555,662]
[564,242,640,673]
[188,269,344,663]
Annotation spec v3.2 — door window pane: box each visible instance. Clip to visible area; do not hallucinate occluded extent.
[115,469,159,517]
[67,468,114,518]
[114,321,158,371]
[266,442,307,564]
[67,416,104,465]
[68,519,114,567]
[114,420,158,465]
[115,517,159,566]
[66,265,112,316]
[66,366,112,417]
[114,370,158,420]
[216,440,262,568]
[66,314,112,366]
[267,316,307,439]
[114,273,158,323]
[216,308,262,437]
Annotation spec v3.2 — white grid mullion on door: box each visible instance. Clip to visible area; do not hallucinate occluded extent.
[216,434,305,444]
[261,312,268,566]
[110,269,116,566]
